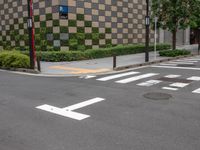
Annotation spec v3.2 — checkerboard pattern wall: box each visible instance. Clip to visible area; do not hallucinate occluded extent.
[67,0,154,50]
[0,0,155,51]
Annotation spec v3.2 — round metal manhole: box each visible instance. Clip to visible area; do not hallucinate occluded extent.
[143,92,172,100]
[177,64,195,67]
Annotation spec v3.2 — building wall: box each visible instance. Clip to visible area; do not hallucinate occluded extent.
[0,0,156,51]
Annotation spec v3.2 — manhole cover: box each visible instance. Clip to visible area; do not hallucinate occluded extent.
[177,64,195,67]
[143,92,172,100]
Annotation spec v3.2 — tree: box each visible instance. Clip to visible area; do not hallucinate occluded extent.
[190,0,200,53]
[152,0,200,50]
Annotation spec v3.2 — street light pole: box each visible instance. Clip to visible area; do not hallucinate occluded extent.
[27,0,36,69]
[145,0,150,62]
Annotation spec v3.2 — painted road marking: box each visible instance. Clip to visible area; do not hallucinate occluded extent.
[170,82,189,88]
[187,76,200,81]
[116,73,159,84]
[159,63,177,66]
[97,71,140,81]
[36,105,90,120]
[79,75,96,79]
[36,97,105,120]
[137,80,162,87]
[174,60,198,63]
[165,74,181,78]
[183,58,200,61]
[162,87,179,91]
[151,66,200,71]
[49,66,109,74]
[192,88,200,94]
[168,62,194,65]
[63,97,105,111]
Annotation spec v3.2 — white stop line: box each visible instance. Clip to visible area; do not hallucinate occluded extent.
[36,97,105,121]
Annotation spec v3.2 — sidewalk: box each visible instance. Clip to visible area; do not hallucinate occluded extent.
[40,44,198,76]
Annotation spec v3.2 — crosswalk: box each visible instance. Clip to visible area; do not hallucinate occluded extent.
[80,70,200,94]
[152,57,200,70]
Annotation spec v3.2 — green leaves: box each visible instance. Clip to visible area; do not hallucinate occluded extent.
[152,0,200,31]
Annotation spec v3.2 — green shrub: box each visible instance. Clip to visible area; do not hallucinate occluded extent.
[77,14,84,21]
[34,15,40,22]
[159,49,191,57]
[20,44,171,62]
[46,14,52,20]
[85,21,92,27]
[68,20,76,27]
[0,51,30,68]
[92,33,99,40]
[77,33,85,40]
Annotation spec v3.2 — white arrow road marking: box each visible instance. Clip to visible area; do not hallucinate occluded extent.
[36,97,105,121]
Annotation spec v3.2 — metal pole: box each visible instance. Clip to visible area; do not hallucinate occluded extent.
[27,0,35,69]
[145,0,150,62]
[154,17,158,60]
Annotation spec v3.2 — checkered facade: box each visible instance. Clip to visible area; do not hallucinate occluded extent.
[0,0,155,51]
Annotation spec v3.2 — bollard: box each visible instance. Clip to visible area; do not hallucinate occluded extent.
[37,57,41,72]
[113,55,117,69]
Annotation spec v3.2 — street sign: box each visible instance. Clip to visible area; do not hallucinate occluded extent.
[59,5,68,19]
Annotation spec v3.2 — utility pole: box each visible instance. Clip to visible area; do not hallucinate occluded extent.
[27,0,36,69]
[145,0,150,62]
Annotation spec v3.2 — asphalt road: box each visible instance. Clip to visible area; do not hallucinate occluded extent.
[1,57,200,150]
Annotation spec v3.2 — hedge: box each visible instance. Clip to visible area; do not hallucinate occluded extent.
[0,51,30,68]
[21,44,171,62]
[159,49,191,57]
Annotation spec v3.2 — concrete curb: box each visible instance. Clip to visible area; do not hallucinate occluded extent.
[114,54,198,71]
[0,67,40,74]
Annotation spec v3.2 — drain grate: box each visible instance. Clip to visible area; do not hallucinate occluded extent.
[143,92,172,100]
[158,77,192,83]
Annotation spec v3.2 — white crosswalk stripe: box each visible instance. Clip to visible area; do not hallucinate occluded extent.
[165,74,181,78]
[159,63,177,66]
[137,80,162,87]
[168,62,194,65]
[170,82,189,88]
[81,72,200,94]
[116,73,159,84]
[175,60,198,63]
[152,58,200,69]
[151,66,200,71]
[96,71,139,81]
[162,87,179,91]
[187,76,200,81]
[192,88,200,94]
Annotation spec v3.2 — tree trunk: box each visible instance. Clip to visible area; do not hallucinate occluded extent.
[198,28,200,55]
[172,30,177,50]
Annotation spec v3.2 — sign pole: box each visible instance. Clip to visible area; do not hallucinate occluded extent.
[27,0,36,69]
[154,17,158,60]
[145,0,150,62]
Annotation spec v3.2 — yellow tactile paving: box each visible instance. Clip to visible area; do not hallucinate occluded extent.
[49,66,110,74]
